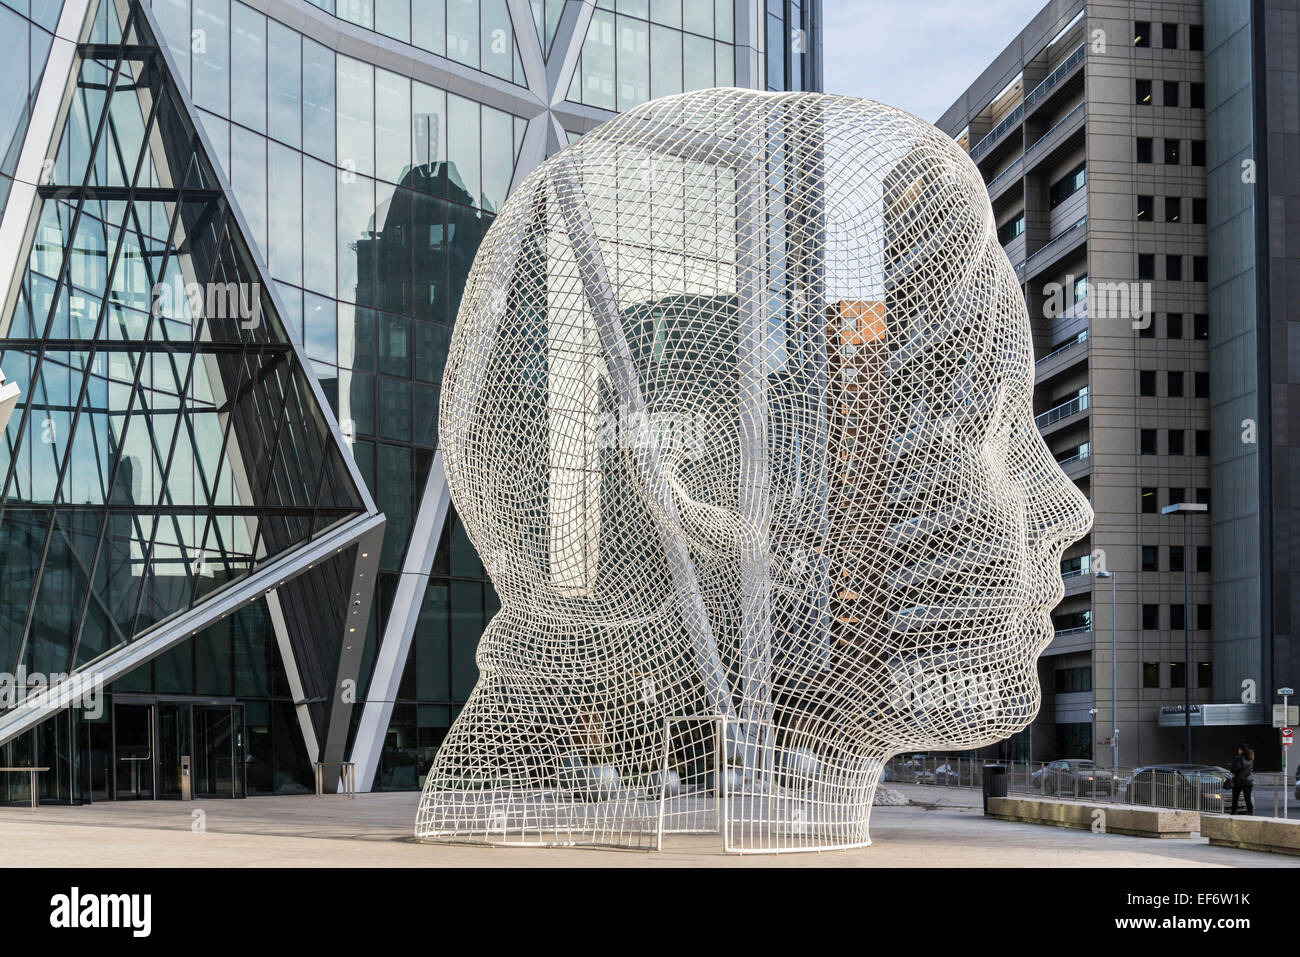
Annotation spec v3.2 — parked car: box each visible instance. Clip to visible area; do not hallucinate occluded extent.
[1122,764,1231,810]
[1031,759,1115,797]
[930,762,963,786]
[898,755,930,783]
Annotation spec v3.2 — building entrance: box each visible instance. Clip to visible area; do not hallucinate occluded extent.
[113,696,245,799]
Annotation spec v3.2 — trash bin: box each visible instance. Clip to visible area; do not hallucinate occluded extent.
[982,764,1007,815]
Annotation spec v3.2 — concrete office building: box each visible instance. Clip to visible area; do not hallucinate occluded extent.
[938,0,1297,769]
[0,0,822,804]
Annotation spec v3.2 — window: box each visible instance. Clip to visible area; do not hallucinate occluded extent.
[1143,662,1161,687]
[1190,82,1205,108]
[1163,80,1179,107]
[1168,371,1184,398]
[1139,316,1156,338]
[1164,138,1180,164]
[1197,660,1213,687]
[1167,313,1183,338]
[1140,370,1157,396]
[1142,545,1159,571]
[1166,254,1182,281]
[997,212,1025,245]
[1193,197,1207,224]
[1137,194,1153,220]
[1195,371,1209,398]
[1137,137,1153,163]
[1194,313,1209,339]
[1170,661,1186,687]
[1134,21,1151,47]
[1162,23,1178,48]
[1055,666,1093,694]
[1190,24,1204,51]
[1191,139,1206,165]
[1197,544,1212,572]
[1049,161,1087,208]
[1142,486,1158,513]
[1143,604,1160,629]
[1170,545,1185,572]
[1194,255,1208,282]
[1166,197,1181,222]
[1198,606,1213,630]
[1138,253,1155,279]
[1196,487,1210,506]
[1195,429,1210,456]
[1168,429,1185,455]
[1141,428,1158,454]
[1136,78,1152,104]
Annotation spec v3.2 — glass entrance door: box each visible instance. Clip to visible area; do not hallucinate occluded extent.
[157,703,192,799]
[113,702,154,799]
[194,704,245,798]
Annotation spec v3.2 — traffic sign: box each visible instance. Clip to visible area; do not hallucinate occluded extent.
[1284,728,1294,747]
[1280,687,1295,696]
[1275,704,1299,727]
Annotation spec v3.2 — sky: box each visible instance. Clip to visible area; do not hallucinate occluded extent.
[821,0,1052,124]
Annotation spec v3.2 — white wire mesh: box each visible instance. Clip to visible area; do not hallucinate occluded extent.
[413,88,1093,853]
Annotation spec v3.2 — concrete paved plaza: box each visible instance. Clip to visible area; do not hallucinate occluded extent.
[0,785,1294,866]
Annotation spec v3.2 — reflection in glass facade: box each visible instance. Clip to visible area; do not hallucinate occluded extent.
[0,0,382,802]
[0,0,820,800]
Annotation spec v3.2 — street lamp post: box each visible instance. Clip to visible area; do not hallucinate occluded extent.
[1162,502,1207,764]
[1095,570,1118,770]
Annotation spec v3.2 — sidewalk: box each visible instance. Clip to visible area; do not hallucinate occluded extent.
[0,785,1292,866]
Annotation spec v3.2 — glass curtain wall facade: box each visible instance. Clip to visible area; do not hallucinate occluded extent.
[0,0,821,801]
[0,0,379,803]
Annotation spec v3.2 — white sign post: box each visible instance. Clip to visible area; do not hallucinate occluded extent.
[1281,689,1294,820]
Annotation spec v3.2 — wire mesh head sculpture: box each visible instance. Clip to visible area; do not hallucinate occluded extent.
[414,88,1092,852]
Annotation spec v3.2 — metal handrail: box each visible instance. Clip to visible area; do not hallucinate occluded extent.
[1054,445,1091,466]
[1035,391,1089,429]
[1024,43,1086,110]
[970,103,1024,162]
[0,766,48,810]
[1025,101,1086,156]
[1053,624,1092,636]
[1025,216,1088,271]
[987,156,1023,190]
[1036,330,1088,366]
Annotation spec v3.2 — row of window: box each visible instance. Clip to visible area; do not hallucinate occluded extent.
[1139,312,1209,340]
[1143,602,1212,630]
[1140,431,1210,460]
[1138,369,1209,398]
[1140,544,1211,573]
[1138,253,1208,283]
[1136,136,1206,166]
[1138,426,1210,460]
[1143,660,1213,690]
[1136,195,1206,224]
[1136,79,1206,110]
[1133,21,1204,52]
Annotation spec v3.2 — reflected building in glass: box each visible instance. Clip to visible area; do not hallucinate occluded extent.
[0,0,820,802]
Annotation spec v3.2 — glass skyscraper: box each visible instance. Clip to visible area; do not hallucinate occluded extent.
[0,0,821,803]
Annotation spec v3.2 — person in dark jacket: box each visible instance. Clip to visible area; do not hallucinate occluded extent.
[1229,744,1254,814]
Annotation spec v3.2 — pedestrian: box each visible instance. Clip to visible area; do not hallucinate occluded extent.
[1229,743,1254,815]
